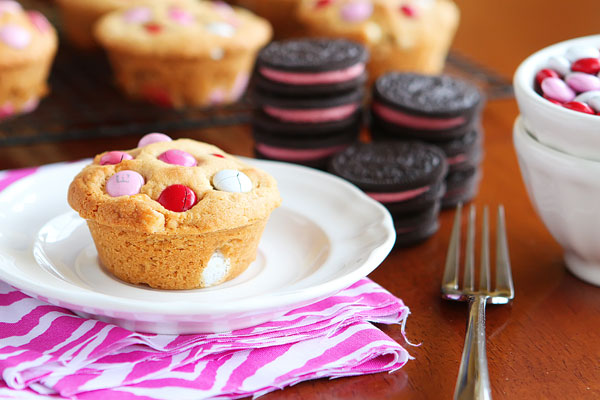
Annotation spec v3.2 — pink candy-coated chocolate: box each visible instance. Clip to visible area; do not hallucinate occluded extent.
[340,1,373,22]
[100,151,134,165]
[106,170,144,197]
[230,73,250,101]
[263,103,359,123]
[158,149,197,166]
[372,102,466,130]
[366,186,430,203]
[535,68,559,86]
[259,63,365,86]
[256,143,348,162]
[123,7,152,24]
[571,57,600,75]
[563,101,595,114]
[209,89,226,105]
[0,102,14,119]
[400,5,418,17]
[0,24,31,49]
[168,7,195,25]
[0,1,22,16]
[138,133,172,147]
[20,97,38,113]
[26,11,51,33]
[315,0,334,8]
[565,72,600,93]
[540,77,576,103]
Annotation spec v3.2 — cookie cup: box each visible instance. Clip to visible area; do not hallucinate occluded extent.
[297,0,459,80]
[87,219,267,289]
[0,5,57,118]
[68,139,281,289]
[95,2,272,108]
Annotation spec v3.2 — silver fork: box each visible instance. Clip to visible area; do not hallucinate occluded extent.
[442,204,514,400]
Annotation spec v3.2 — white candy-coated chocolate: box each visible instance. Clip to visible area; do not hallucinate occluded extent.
[565,45,600,62]
[212,169,252,193]
[547,55,571,76]
[574,90,600,103]
[587,96,600,112]
[202,251,230,286]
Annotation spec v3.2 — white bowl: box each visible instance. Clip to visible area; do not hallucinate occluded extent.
[514,115,600,286]
[513,34,600,161]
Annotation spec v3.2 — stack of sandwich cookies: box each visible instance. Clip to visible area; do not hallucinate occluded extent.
[252,38,368,168]
[329,141,447,247]
[370,72,484,207]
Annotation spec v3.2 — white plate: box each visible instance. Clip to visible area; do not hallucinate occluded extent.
[0,159,395,334]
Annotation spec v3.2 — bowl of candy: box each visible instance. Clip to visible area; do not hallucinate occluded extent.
[514,34,600,160]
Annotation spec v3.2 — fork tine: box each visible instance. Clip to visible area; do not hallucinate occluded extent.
[479,206,491,292]
[463,205,476,292]
[442,203,462,292]
[495,205,514,299]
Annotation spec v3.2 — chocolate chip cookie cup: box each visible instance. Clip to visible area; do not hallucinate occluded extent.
[94,1,272,108]
[67,134,281,289]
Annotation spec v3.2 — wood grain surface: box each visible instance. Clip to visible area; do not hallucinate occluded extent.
[2,1,600,398]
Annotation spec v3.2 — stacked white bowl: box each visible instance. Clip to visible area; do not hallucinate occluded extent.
[513,35,600,286]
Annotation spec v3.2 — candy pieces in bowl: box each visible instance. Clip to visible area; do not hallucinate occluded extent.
[514,34,600,160]
[514,117,600,286]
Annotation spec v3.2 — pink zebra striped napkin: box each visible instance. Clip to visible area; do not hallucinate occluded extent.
[0,166,412,399]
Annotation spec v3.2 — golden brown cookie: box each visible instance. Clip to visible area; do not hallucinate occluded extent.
[297,0,459,80]
[94,1,272,108]
[0,1,57,119]
[68,134,282,289]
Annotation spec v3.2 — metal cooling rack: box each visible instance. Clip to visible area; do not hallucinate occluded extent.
[1,0,513,147]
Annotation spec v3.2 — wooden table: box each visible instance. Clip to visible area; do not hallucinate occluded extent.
[2,1,600,398]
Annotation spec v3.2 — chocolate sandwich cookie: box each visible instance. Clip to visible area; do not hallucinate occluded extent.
[394,202,441,247]
[442,166,482,208]
[371,73,483,141]
[253,87,364,132]
[255,38,369,97]
[372,128,484,173]
[253,126,360,169]
[328,141,448,214]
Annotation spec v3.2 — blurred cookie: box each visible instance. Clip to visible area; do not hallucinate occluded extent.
[442,166,481,208]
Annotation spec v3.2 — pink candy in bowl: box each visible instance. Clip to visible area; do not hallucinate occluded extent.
[514,34,600,160]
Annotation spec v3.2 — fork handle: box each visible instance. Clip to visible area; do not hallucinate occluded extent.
[454,295,492,400]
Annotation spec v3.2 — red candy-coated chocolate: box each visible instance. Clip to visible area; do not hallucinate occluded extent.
[141,85,172,107]
[571,57,600,75]
[400,5,417,17]
[145,23,162,33]
[563,101,595,114]
[315,0,333,8]
[157,184,198,212]
[543,95,563,106]
[535,69,559,86]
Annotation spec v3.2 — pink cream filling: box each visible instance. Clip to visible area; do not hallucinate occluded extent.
[256,143,348,162]
[264,103,359,123]
[366,186,430,203]
[373,102,466,130]
[259,63,365,85]
[446,154,467,165]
